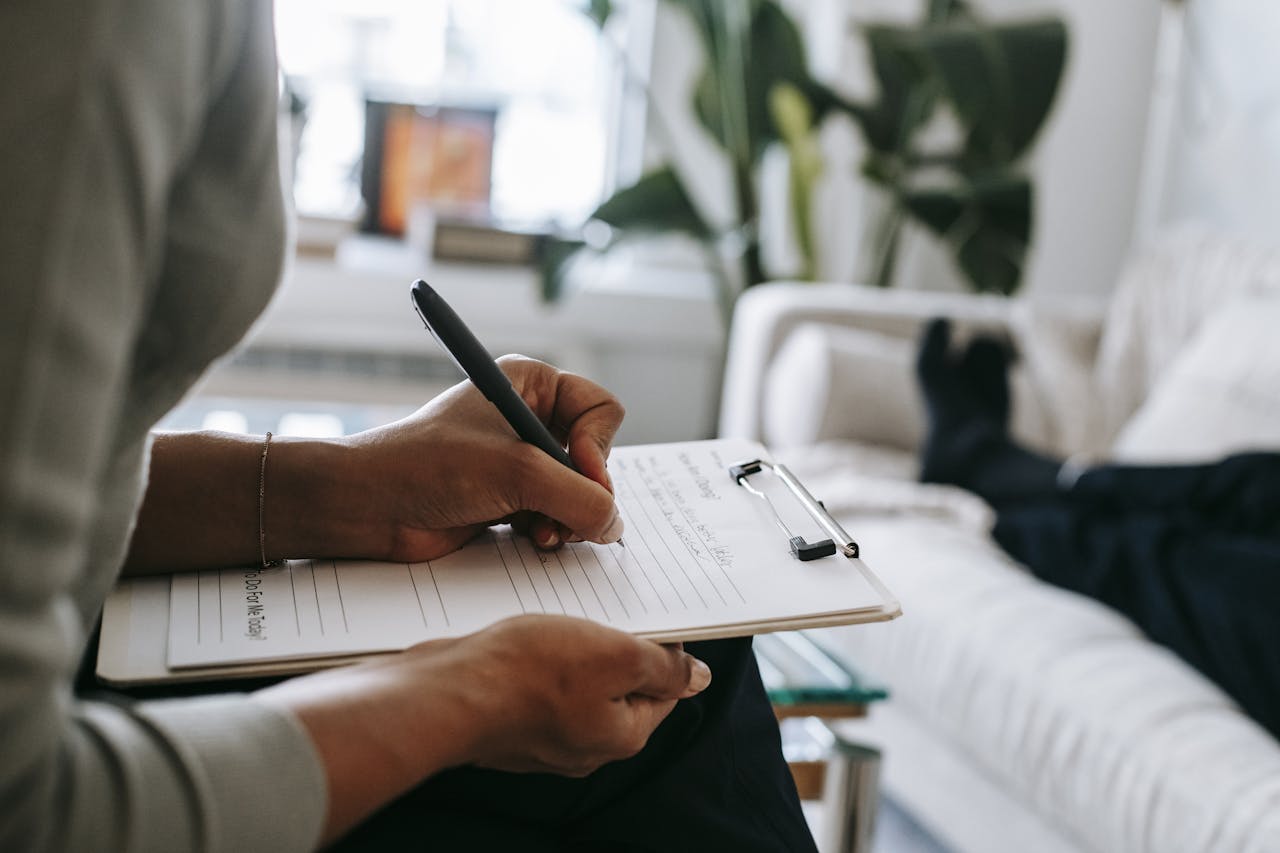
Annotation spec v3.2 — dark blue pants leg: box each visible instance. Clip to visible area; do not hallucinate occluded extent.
[990,454,1280,739]
[916,319,1280,738]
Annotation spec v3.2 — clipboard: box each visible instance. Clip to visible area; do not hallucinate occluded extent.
[98,438,900,686]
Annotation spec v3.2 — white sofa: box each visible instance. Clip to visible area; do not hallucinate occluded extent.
[719,227,1280,853]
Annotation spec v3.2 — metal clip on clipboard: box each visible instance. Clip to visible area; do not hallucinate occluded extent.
[729,459,860,562]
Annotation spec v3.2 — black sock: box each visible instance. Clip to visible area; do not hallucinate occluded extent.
[916,318,1061,507]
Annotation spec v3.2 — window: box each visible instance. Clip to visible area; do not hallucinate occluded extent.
[275,0,646,226]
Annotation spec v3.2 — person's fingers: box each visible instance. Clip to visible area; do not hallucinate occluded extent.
[528,515,563,550]
[625,640,711,700]
[496,355,623,492]
[561,394,624,491]
[509,512,577,550]
[516,448,624,543]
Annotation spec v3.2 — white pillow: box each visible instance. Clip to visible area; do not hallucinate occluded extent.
[1093,226,1280,444]
[1111,296,1280,462]
[763,323,924,451]
[761,321,1056,454]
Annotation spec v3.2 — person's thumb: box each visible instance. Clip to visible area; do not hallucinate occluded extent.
[632,643,712,701]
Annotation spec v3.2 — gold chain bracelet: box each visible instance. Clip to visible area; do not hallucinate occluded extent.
[258,432,286,569]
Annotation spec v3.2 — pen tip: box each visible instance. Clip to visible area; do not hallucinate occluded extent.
[617,538,626,549]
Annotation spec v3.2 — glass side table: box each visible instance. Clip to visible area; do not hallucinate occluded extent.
[755,632,888,853]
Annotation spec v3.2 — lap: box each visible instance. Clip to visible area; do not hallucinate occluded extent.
[80,631,813,851]
[331,637,815,852]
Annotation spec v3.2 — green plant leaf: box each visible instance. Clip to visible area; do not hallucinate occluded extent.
[679,0,817,166]
[973,172,1033,246]
[997,20,1068,158]
[802,78,866,128]
[670,0,745,157]
[585,0,614,28]
[903,173,1031,294]
[901,189,965,235]
[591,165,714,239]
[770,82,822,279]
[848,6,1063,296]
[926,0,973,24]
[693,64,731,156]
[536,236,588,303]
[955,227,1022,295]
[742,2,812,157]
[916,18,1067,166]
[854,25,936,156]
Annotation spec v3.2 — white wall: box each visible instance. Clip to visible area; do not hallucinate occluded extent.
[1001,0,1161,298]
[1149,1,1280,241]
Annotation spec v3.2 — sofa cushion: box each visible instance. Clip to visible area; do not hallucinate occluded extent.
[1111,296,1280,462]
[763,324,925,451]
[1007,298,1107,456]
[781,445,1280,853]
[1092,226,1280,447]
[762,322,1064,454]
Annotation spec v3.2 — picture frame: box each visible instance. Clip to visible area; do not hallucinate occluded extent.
[360,101,497,236]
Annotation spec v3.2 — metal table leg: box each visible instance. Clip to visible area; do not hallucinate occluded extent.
[818,731,881,853]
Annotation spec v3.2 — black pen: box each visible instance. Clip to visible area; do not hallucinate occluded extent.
[410,280,624,547]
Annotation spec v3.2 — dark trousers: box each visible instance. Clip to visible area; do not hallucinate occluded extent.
[331,637,814,851]
[81,636,816,852]
[983,452,1280,740]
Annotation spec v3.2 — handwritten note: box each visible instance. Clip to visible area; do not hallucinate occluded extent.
[166,438,886,669]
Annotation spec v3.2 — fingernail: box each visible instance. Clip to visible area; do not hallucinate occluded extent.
[538,529,560,549]
[602,511,625,543]
[688,658,711,693]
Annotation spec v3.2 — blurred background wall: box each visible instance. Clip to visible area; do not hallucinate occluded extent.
[172,1,1280,445]
[1147,0,1280,242]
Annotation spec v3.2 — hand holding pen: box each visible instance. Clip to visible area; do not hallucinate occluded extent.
[410,279,626,550]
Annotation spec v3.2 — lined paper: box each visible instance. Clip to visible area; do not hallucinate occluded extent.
[167,438,886,669]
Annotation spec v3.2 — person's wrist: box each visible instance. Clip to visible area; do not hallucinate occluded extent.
[407,644,498,766]
[256,648,483,843]
[266,437,392,560]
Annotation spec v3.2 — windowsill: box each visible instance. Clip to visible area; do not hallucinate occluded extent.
[254,234,720,352]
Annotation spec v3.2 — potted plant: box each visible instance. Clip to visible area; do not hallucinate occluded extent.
[542,0,1067,323]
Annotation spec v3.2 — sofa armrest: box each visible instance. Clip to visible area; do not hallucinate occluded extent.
[718,282,1017,442]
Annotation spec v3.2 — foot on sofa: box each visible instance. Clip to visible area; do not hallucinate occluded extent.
[916,318,1060,504]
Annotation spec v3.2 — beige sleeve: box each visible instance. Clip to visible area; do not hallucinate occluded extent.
[0,1,324,850]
